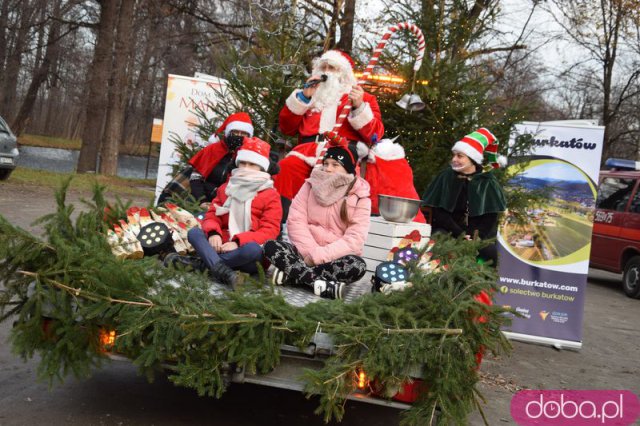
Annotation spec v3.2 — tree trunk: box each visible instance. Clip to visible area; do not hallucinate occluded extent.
[450,0,492,60]
[1,3,35,120]
[599,0,623,162]
[99,0,135,176]
[323,0,343,52]
[0,0,11,103]
[124,41,153,146]
[336,0,356,53]
[133,57,158,151]
[76,0,118,173]
[11,1,62,136]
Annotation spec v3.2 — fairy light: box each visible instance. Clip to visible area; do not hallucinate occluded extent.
[99,328,116,349]
[354,72,429,86]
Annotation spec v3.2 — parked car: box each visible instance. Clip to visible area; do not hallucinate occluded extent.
[0,115,19,180]
[590,158,640,298]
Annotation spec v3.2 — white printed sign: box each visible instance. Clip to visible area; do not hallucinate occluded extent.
[155,74,229,200]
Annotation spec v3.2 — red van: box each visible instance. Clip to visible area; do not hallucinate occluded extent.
[590,159,640,298]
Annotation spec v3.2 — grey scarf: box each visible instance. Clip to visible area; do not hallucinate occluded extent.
[307,168,355,206]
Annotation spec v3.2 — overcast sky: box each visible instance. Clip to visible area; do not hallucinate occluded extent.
[353,1,582,72]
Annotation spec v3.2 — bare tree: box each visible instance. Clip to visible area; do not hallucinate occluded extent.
[11,0,69,135]
[77,0,118,173]
[548,0,640,160]
[0,1,38,120]
[335,0,356,53]
[99,0,136,175]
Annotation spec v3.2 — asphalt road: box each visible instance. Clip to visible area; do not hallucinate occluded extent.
[1,180,639,426]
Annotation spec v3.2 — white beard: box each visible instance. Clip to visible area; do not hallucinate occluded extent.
[310,71,352,112]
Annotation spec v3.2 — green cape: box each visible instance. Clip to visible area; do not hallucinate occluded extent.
[421,167,506,217]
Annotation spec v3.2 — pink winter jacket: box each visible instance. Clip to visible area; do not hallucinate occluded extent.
[287,176,371,265]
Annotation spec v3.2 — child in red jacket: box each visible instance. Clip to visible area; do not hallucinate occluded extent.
[167,137,282,287]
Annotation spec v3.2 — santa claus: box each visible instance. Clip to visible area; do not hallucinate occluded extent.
[275,50,384,213]
[276,50,425,222]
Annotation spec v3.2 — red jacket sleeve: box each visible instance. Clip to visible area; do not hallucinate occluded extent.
[347,92,384,145]
[279,90,310,137]
[234,188,283,246]
[188,142,229,177]
[201,184,226,237]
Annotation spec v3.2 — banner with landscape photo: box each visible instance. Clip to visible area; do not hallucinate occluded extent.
[496,122,604,348]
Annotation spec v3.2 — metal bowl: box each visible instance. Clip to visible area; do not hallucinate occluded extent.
[378,195,421,223]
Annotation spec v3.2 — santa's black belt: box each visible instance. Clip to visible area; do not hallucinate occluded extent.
[300,134,359,144]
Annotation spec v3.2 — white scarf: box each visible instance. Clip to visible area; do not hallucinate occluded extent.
[215,168,273,239]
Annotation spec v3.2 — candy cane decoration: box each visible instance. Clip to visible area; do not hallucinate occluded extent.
[315,22,426,165]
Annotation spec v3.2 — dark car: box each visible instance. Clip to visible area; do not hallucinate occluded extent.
[590,158,640,298]
[0,115,19,180]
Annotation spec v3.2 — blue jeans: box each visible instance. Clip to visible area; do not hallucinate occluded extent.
[187,228,263,274]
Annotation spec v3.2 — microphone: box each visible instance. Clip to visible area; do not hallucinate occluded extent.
[303,74,327,89]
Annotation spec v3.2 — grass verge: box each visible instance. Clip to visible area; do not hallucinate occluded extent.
[18,133,160,157]
[3,167,156,200]
[19,134,82,150]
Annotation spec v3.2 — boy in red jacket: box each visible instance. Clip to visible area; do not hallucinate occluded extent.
[167,137,282,287]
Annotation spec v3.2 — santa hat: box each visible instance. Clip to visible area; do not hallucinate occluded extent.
[235,137,271,171]
[319,50,354,71]
[367,137,404,163]
[316,50,357,84]
[451,128,506,168]
[216,112,254,138]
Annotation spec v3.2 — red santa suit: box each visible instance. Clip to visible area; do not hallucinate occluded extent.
[275,89,384,201]
[365,138,426,223]
[275,50,423,227]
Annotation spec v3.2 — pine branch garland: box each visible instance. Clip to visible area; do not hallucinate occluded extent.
[0,183,512,425]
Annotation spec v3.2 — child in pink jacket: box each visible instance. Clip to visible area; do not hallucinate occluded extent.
[264,143,371,299]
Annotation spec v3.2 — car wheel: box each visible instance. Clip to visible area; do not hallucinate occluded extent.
[622,256,640,299]
[0,168,12,181]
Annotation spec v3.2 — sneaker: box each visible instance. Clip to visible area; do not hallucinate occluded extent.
[210,261,241,288]
[163,253,206,272]
[313,280,345,300]
[271,267,286,286]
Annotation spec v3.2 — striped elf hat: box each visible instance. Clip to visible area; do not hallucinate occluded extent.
[451,128,506,168]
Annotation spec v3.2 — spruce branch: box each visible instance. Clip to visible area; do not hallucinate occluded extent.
[0,182,512,425]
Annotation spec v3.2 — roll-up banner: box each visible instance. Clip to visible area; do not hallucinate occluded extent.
[496,121,604,349]
[155,74,228,200]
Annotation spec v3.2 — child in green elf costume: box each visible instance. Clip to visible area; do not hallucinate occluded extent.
[421,128,507,265]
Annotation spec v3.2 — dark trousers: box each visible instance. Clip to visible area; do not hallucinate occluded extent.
[188,228,263,274]
[263,240,366,287]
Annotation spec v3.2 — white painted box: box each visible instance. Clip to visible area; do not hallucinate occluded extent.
[363,217,431,272]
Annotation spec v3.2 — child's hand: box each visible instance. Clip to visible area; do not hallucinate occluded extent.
[209,235,223,251]
[220,241,239,253]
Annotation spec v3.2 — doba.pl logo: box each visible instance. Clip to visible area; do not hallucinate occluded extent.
[511,390,640,425]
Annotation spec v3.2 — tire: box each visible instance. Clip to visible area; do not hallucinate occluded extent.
[622,256,640,299]
[0,168,12,181]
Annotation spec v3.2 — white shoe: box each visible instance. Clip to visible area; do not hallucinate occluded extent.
[314,280,345,300]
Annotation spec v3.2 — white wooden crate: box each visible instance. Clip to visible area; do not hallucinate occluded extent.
[363,217,431,272]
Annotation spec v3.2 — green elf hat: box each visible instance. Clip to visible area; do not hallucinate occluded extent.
[451,127,506,169]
